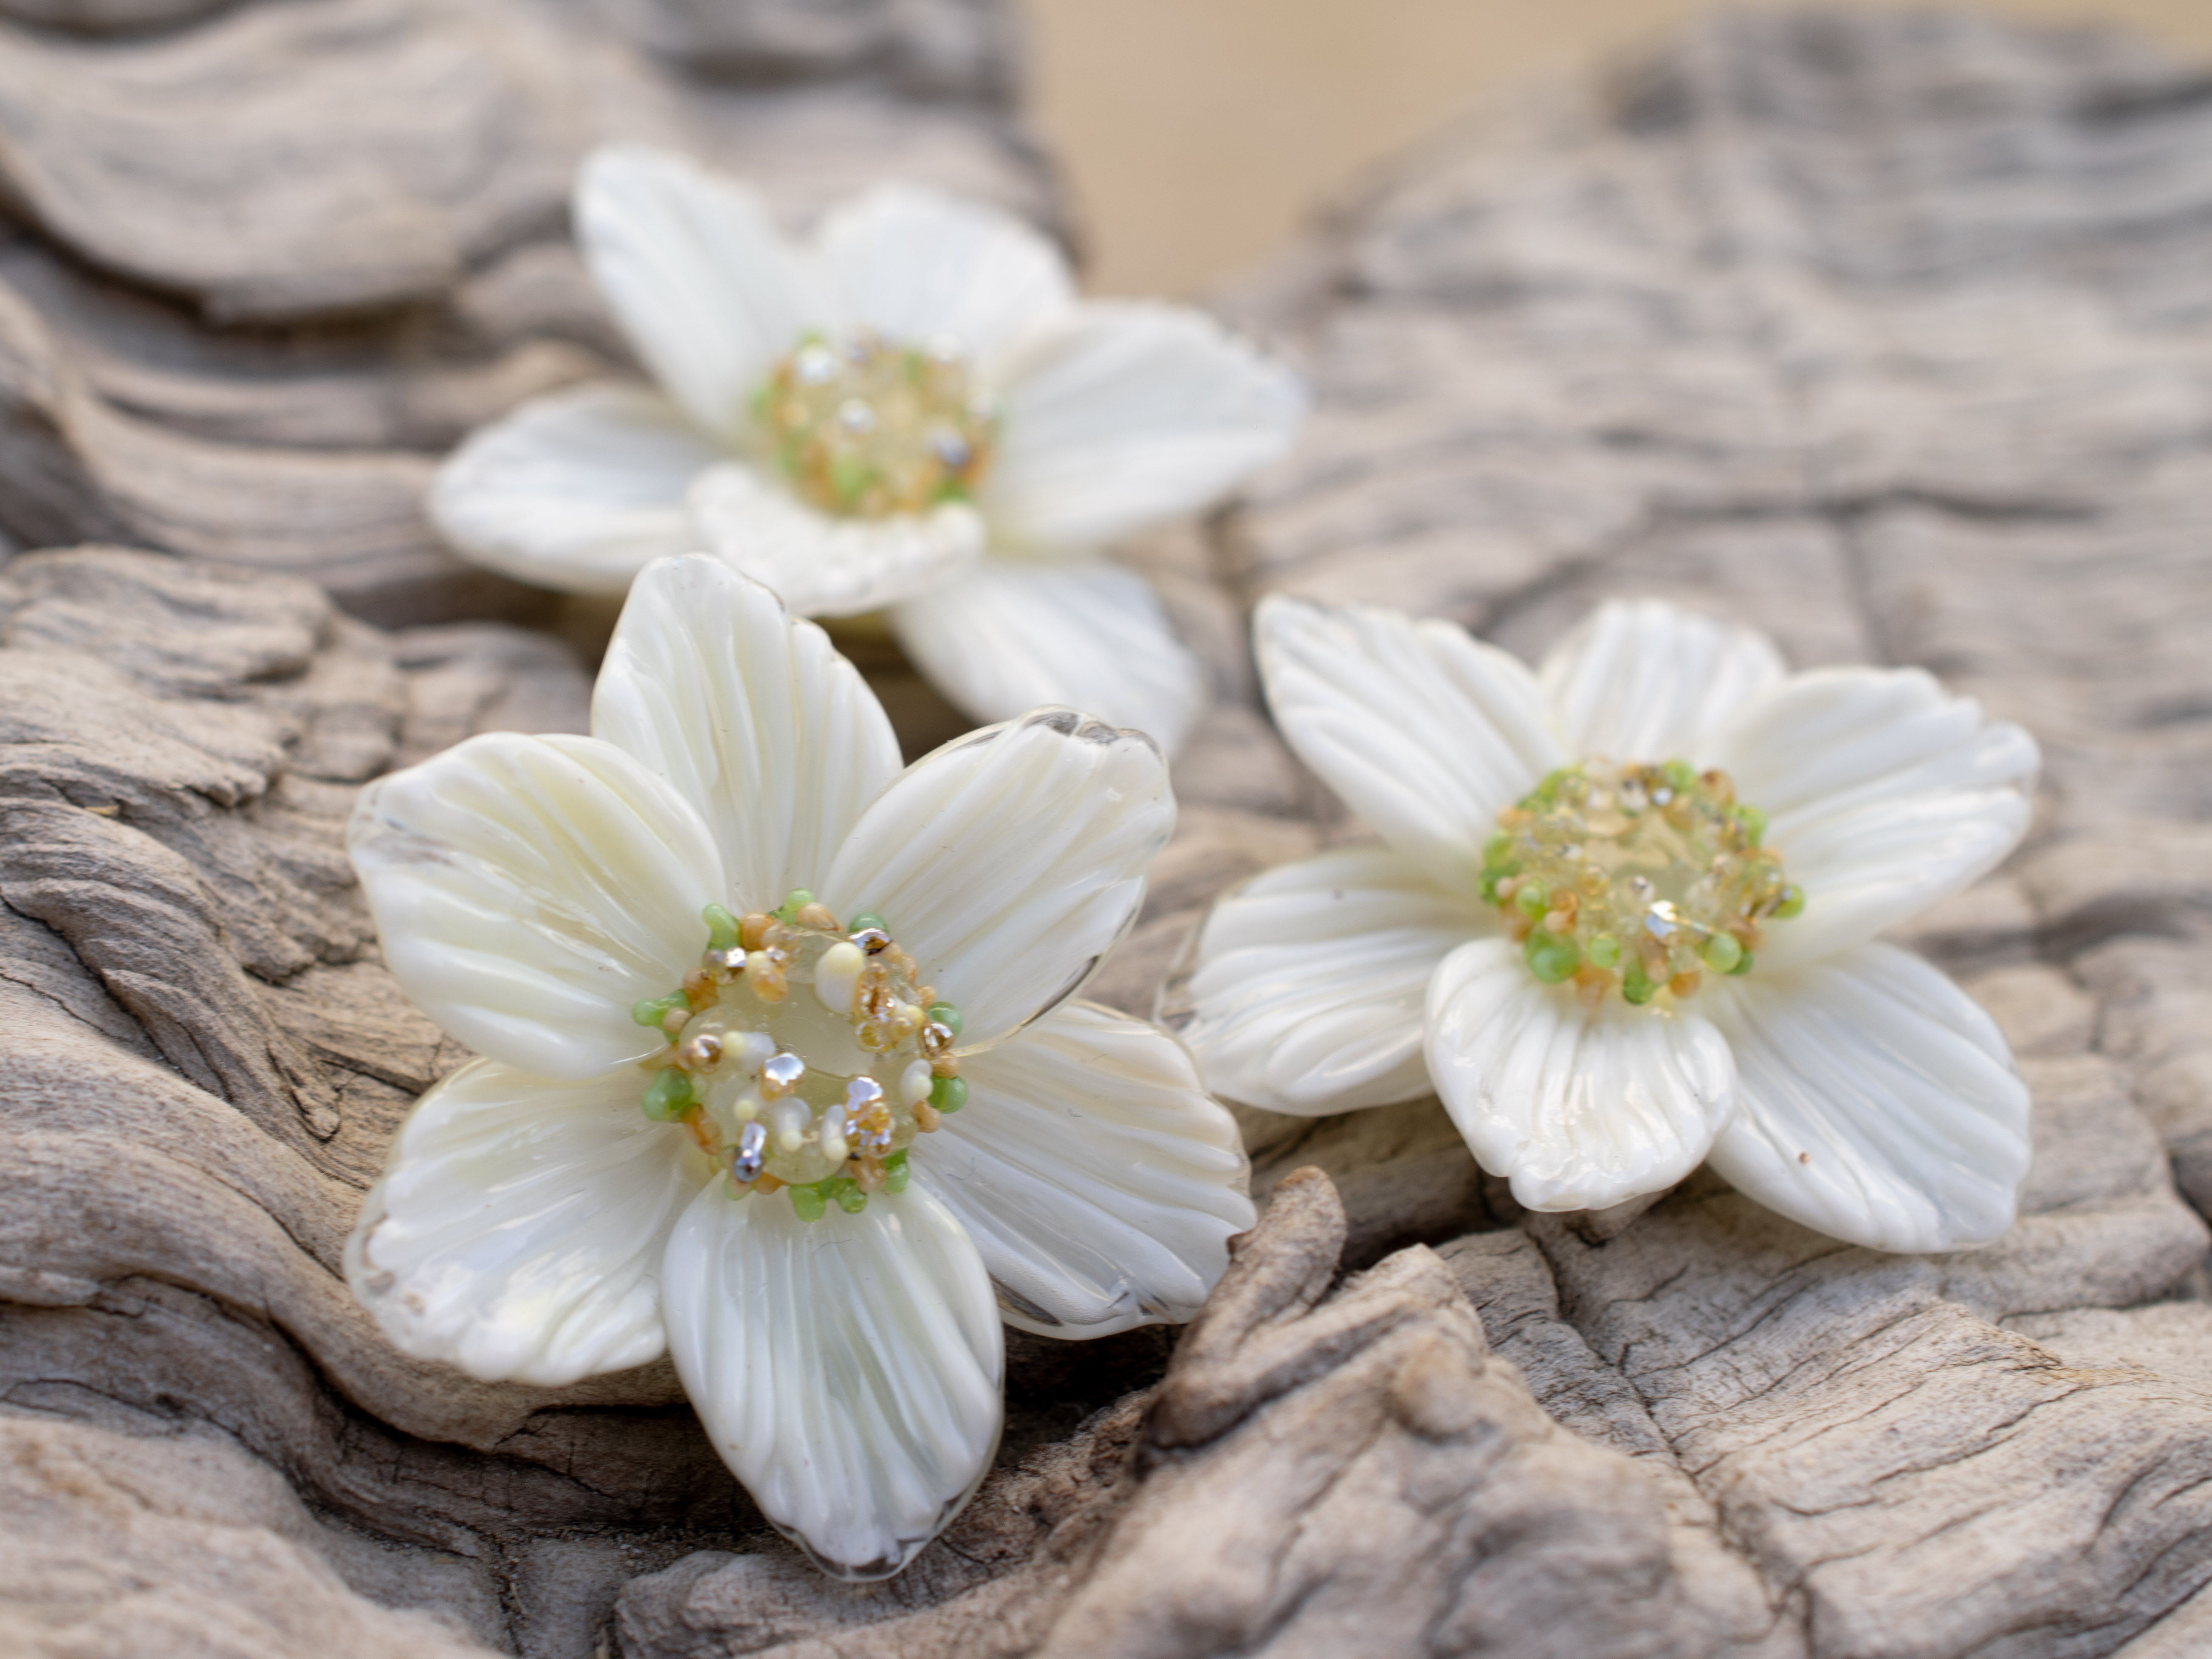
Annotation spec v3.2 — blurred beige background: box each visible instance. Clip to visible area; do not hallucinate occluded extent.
[1020,0,2212,296]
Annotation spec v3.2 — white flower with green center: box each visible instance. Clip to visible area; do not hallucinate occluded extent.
[430,144,1307,754]
[343,555,1252,1579]
[1166,596,2042,1252]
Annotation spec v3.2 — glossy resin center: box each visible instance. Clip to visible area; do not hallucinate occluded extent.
[634,895,967,1219]
[1481,759,1803,1006]
[760,331,996,519]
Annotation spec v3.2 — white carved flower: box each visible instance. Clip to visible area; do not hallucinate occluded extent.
[430,144,1306,754]
[344,554,1252,1579]
[1167,596,2041,1253]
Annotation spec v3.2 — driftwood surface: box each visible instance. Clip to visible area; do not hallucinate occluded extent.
[0,0,1049,626]
[7,6,2212,1657]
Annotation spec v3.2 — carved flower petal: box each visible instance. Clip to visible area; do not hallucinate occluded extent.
[1706,666,2038,970]
[1704,943,2031,1252]
[685,463,986,618]
[593,555,902,917]
[982,301,1305,553]
[889,558,1206,753]
[346,1059,703,1385]
[349,731,724,1079]
[1538,599,1788,765]
[916,1000,1253,1337]
[1256,595,1561,897]
[1425,937,1737,1213]
[1169,846,1486,1115]
[820,711,1174,1050]
[815,182,1074,378]
[661,1181,1002,1580]
[575,144,817,444]
[428,383,719,596]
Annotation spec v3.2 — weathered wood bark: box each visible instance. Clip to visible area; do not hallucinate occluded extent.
[8,6,2212,1658]
[0,0,1050,624]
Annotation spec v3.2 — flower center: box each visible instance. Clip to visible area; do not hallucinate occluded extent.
[1480,759,1804,1007]
[758,330,996,519]
[631,892,967,1221]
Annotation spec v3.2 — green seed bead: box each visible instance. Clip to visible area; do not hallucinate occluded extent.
[926,1002,963,1038]
[1662,759,1697,792]
[1524,931,1580,985]
[777,889,817,920]
[1515,881,1551,919]
[1537,767,1568,802]
[1773,884,1806,920]
[641,1069,694,1121]
[883,1149,911,1193]
[631,992,684,1028]
[703,904,742,950]
[1586,934,1622,970]
[1735,804,1767,847]
[1701,933,1744,974]
[1727,948,1755,977]
[1482,832,1514,871]
[931,1074,968,1113]
[828,454,875,508]
[830,1178,868,1215]
[789,1183,827,1223]
[1622,959,1656,1006]
[849,911,887,936]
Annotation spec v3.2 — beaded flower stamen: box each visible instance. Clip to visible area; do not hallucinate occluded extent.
[1480,759,1805,1007]
[759,330,996,520]
[633,892,968,1220]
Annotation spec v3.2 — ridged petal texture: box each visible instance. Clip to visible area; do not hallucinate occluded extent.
[1171,846,1485,1114]
[982,301,1306,552]
[1705,943,2031,1252]
[592,556,902,915]
[890,557,1206,750]
[1256,595,1560,896]
[686,463,986,618]
[428,384,719,596]
[346,1060,703,1385]
[1538,598,1787,763]
[574,144,816,444]
[1710,666,2039,969]
[821,710,1173,1048]
[918,1001,1253,1337]
[661,1182,1003,1580]
[1425,937,1738,1213]
[815,183,1075,380]
[348,731,724,1079]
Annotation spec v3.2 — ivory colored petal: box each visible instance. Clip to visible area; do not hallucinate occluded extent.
[819,711,1174,1049]
[575,144,817,443]
[686,462,986,617]
[888,558,1206,753]
[1538,598,1788,764]
[915,1000,1253,1337]
[428,383,719,596]
[1704,944,2031,1252]
[345,1060,703,1385]
[348,731,724,1079]
[815,183,1074,378]
[1256,595,1560,896]
[661,1181,1003,1580]
[981,301,1306,552]
[1708,666,2038,970]
[1170,846,1486,1115]
[592,555,902,916]
[1425,937,1737,1213]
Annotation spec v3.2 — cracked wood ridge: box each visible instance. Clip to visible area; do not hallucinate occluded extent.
[4,6,2212,1658]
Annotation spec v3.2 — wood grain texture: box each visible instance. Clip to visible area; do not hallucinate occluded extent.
[0,0,1050,624]
[8,6,2212,1657]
